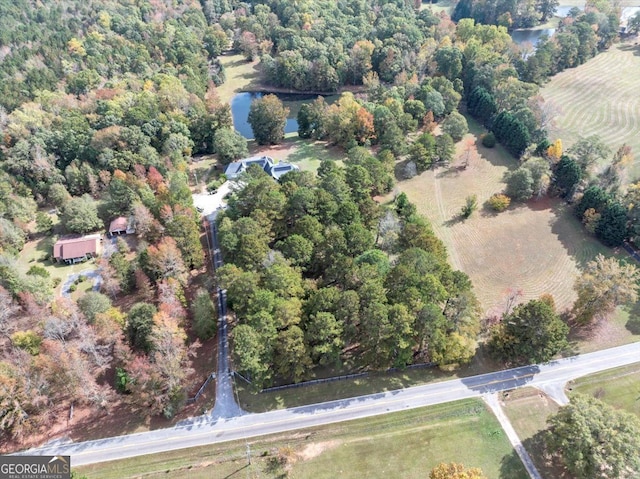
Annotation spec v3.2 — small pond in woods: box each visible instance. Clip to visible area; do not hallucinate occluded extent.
[231,92,336,140]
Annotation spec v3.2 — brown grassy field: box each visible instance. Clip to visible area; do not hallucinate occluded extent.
[393,118,618,316]
[541,41,640,180]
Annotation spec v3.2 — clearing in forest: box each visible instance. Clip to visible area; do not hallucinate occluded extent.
[395,119,613,315]
[542,41,640,180]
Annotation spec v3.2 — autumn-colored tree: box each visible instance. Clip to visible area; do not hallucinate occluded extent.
[145,237,188,284]
[582,208,601,233]
[572,254,640,324]
[157,278,187,322]
[135,269,155,302]
[546,138,563,161]
[423,110,436,132]
[430,462,486,479]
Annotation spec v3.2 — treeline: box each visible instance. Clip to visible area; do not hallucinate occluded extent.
[224,0,444,90]
[0,0,224,110]
[452,0,560,28]
[217,160,481,388]
[517,2,620,84]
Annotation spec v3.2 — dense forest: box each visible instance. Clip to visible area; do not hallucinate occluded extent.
[218,163,480,387]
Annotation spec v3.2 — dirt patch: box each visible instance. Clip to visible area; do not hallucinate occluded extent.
[297,440,340,461]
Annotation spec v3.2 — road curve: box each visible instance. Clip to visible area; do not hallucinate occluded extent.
[20,342,640,466]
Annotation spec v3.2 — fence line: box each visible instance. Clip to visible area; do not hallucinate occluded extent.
[258,362,436,393]
[233,371,253,385]
[186,373,216,404]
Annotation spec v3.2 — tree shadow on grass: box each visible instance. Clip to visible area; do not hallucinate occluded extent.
[625,302,640,334]
[500,431,570,479]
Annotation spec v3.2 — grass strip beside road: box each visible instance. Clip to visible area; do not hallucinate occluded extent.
[501,388,566,479]
[75,399,527,479]
[569,363,640,417]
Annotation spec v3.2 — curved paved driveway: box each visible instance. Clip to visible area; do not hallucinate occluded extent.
[20,342,640,466]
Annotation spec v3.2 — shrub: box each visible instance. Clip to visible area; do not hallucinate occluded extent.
[11,330,42,355]
[69,283,77,292]
[487,194,511,212]
[77,291,112,323]
[461,195,478,218]
[27,265,50,278]
[482,132,496,148]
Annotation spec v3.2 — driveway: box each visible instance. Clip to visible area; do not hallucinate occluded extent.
[60,270,102,298]
[192,181,233,218]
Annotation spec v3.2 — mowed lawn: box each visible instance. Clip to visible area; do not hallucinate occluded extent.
[394,118,615,316]
[501,388,567,479]
[569,363,640,417]
[542,41,640,180]
[75,399,527,479]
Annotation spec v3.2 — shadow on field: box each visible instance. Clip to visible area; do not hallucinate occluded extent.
[619,42,640,57]
[500,431,570,479]
[625,302,640,334]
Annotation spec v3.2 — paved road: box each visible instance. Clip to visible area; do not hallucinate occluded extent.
[21,342,640,466]
[207,215,243,419]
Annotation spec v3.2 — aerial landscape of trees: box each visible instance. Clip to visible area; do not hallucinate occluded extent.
[0,2,639,473]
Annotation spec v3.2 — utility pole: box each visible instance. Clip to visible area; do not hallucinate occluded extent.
[246,443,251,465]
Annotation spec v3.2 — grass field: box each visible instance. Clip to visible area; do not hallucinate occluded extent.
[217,54,261,104]
[501,388,567,479]
[569,363,640,417]
[542,41,640,181]
[75,399,527,479]
[392,117,620,317]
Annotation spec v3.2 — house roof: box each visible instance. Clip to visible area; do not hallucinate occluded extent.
[224,156,298,180]
[271,164,299,180]
[109,216,128,233]
[53,236,100,260]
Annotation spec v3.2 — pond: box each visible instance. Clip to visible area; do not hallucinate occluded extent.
[511,27,556,47]
[231,92,326,139]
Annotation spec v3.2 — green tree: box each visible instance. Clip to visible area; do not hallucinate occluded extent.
[212,127,248,165]
[545,395,640,479]
[461,195,478,219]
[568,135,610,171]
[127,303,157,353]
[554,155,582,197]
[572,254,639,324]
[505,168,534,201]
[248,94,289,145]
[233,324,271,388]
[274,326,311,382]
[48,183,71,208]
[77,292,111,323]
[434,47,463,81]
[191,290,217,340]
[489,297,569,364]
[35,212,53,234]
[305,312,343,367]
[60,194,102,234]
[594,201,627,247]
[441,111,469,142]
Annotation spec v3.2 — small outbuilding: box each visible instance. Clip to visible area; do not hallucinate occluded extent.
[109,216,135,236]
[53,235,102,264]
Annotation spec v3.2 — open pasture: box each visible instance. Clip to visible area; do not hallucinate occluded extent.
[395,119,617,316]
[542,41,640,181]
